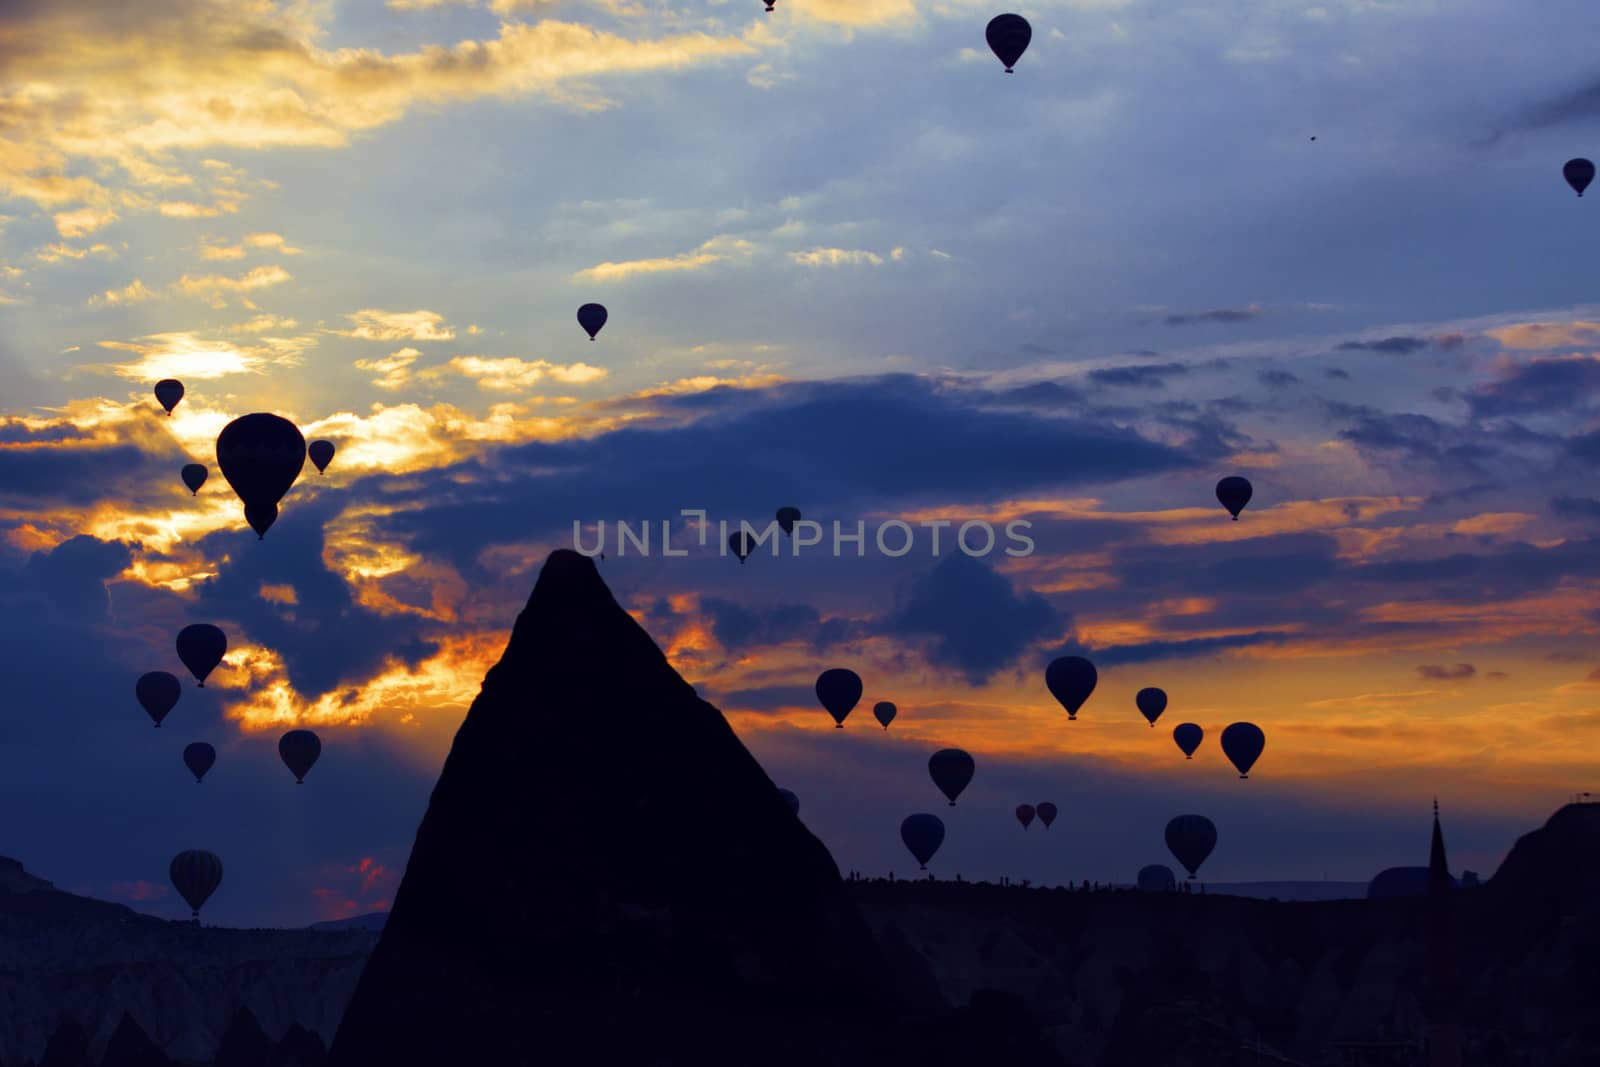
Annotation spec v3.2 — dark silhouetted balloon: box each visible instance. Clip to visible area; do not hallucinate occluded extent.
[986,13,1031,73]
[1036,801,1057,828]
[1165,814,1217,878]
[1137,864,1177,892]
[136,672,181,727]
[181,464,207,495]
[216,413,306,540]
[1173,722,1203,759]
[308,440,335,474]
[763,0,775,10]
[778,788,799,815]
[901,813,945,870]
[169,850,222,919]
[816,668,862,728]
[1216,476,1253,520]
[183,742,216,783]
[1016,804,1035,829]
[1220,721,1265,778]
[1136,686,1167,727]
[176,624,227,687]
[154,379,184,416]
[776,506,801,536]
[929,748,975,806]
[1046,656,1097,720]
[1565,158,1595,197]
[873,700,897,729]
[577,303,608,340]
[729,531,755,563]
[279,729,321,784]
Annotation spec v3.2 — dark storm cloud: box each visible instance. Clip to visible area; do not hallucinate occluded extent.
[987,380,1087,407]
[1257,369,1300,389]
[1468,356,1600,418]
[1088,362,1189,389]
[20,535,133,622]
[701,598,830,653]
[0,443,167,506]
[1087,632,1290,667]
[1417,663,1476,681]
[1482,74,1600,142]
[1550,495,1600,518]
[877,554,1060,686]
[379,375,1203,572]
[1336,336,1431,355]
[1162,305,1262,327]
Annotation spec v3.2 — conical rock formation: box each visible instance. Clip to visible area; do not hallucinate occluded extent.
[329,550,933,1065]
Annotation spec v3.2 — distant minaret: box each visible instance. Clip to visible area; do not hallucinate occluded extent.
[1424,798,1463,1067]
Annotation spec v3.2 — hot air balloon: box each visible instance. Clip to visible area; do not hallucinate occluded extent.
[1036,801,1057,828]
[279,729,321,784]
[901,814,945,870]
[763,0,775,10]
[154,379,184,416]
[729,531,755,563]
[1220,722,1265,779]
[176,625,226,687]
[1136,686,1167,727]
[1016,804,1036,829]
[308,440,335,474]
[136,672,181,727]
[577,303,608,340]
[183,742,216,783]
[985,13,1031,73]
[216,413,307,539]
[1165,814,1217,879]
[816,668,863,728]
[1137,864,1177,892]
[169,850,222,920]
[1046,656,1097,720]
[777,506,801,536]
[1565,158,1595,197]
[778,788,799,815]
[873,701,897,729]
[1173,722,1203,759]
[1216,476,1253,520]
[181,464,207,496]
[929,748,975,806]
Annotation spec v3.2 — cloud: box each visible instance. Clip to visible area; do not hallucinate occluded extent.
[789,248,885,267]
[335,310,456,342]
[53,207,117,238]
[1550,495,1600,519]
[1085,631,1291,667]
[1417,663,1476,681]
[700,599,830,654]
[573,236,754,282]
[94,279,156,306]
[96,331,312,381]
[174,264,292,303]
[1257,369,1300,389]
[878,554,1060,685]
[1163,304,1262,327]
[437,357,608,392]
[1468,354,1600,418]
[1486,75,1600,142]
[715,683,819,714]
[1088,362,1189,389]
[355,348,423,391]
[1336,335,1431,355]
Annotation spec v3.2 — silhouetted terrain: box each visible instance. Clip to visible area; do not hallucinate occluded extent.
[5,553,1597,1066]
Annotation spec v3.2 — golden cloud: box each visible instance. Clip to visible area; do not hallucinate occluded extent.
[95,330,313,381]
[436,356,609,391]
[53,207,118,238]
[1486,321,1600,350]
[335,309,456,342]
[789,247,885,267]
[355,347,423,391]
[572,235,756,282]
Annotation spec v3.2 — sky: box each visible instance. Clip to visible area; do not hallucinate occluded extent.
[4,0,1600,927]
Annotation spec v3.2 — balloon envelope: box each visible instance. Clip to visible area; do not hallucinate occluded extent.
[577,303,608,340]
[873,700,897,729]
[777,788,799,816]
[169,850,222,918]
[1046,656,1097,719]
[136,671,181,726]
[816,668,863,727]
[985,13,1031,72]
[154,379,184,415]
[216,413,306,539]
[308,439,335,474]
[900,814,945,870]
[1173,722,1204,759]
[1165,814,1217,878]
[1016,804,1036,829]
[928,748,975,806]
[1136,686,1167,727]
[1220,721,1266,778]
[1137,864,1177,892]
[776,506,801,536]
[183,742,216,783]
[1216,476,1253,520]
[1036,801,1057,828]
[729,531,755,562]
[279,729,322,783]
[175,625,226,687]
[181,464,207,495]
[1565,158,1595,197]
